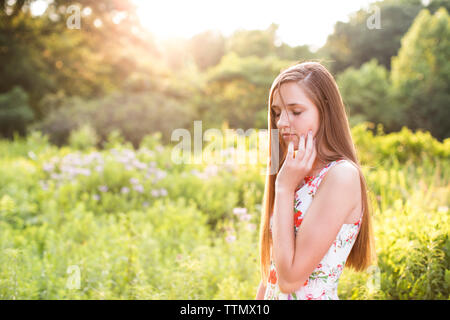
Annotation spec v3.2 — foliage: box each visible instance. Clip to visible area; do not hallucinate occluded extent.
[187,30,226,71]
[391,7,450,141]
[202,53,294,129]
[0,124,448,299]
[338,59,402,132]
[0,86,34,137]
[1,0,449,144]
[1,0,449,299]
[352,121,450,165]
[68,124,100,151]
[34,92,196,147]
[320,0,429,73]
[0,0,163,118]
[226,23,279,58]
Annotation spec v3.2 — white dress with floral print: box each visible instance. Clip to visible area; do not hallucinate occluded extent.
[264,159,363,300]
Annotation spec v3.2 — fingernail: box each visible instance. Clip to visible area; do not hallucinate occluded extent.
[309,130,312,136]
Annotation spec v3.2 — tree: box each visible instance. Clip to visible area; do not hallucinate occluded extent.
[226,23,278,58]
[0,86,34,137]
[202,52,293,129]
[337,59,402,132]
[187,30,225,71]
[274,43,316,62]
[391,7,450,140]
[319,0,450,74]
[0,0,161,120]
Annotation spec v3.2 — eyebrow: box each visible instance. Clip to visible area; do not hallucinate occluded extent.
[271,103,307,109]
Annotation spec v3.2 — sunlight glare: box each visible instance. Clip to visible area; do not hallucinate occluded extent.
[134,0,376,49]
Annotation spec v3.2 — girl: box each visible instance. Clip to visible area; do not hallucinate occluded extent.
[255,61,376,300]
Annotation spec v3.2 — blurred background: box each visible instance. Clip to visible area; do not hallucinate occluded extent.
[0,0,449,300]
[1,0,449,145]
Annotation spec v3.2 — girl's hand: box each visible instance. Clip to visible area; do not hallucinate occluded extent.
[275,130,317,193]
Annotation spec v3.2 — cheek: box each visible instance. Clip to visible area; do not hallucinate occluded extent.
[305,114,320,132]
[296,115,316,131]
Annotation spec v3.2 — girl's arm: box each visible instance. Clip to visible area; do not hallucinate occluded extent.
[255,280,266,300]
[273,163,361,293]
[271,187,296,289]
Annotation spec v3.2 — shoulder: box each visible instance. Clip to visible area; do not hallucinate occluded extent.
[326,160,360,185]
[316,160,361,204]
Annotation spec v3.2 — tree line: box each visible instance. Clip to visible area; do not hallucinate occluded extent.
[0,0,449,144]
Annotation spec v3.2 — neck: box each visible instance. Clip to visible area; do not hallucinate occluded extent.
[309,159,328,176]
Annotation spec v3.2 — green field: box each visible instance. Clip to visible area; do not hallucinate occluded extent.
[0,123,449,299]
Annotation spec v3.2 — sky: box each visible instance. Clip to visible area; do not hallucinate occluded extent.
[29,0,378,51]
[133,0,377,50]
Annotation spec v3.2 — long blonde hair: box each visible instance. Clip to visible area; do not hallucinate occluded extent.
[259,61,377,284]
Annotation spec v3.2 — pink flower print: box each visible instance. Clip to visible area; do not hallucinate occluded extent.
[269,269,277,284]
[294,210,303,228]
[304,175,314,185]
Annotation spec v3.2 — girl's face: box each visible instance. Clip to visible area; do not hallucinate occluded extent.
[272,82,320,151]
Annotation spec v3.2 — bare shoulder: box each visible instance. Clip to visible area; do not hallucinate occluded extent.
[316,160,361,207]
[326,160,360,186]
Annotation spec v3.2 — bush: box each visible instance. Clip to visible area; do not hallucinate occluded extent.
[391,8,450,141]
[36,91,196,148]
[0,87,34,138]
[351,122,450,166]
[337,59,403,132]
[68,124,99,151]
[0,125,448,299]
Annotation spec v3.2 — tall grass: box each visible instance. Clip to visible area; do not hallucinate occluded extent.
[0,123,448,299]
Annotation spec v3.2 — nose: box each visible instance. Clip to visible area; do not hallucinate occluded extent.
[277,109,291,130]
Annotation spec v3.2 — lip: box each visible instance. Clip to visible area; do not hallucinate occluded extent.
[282,134,296,139]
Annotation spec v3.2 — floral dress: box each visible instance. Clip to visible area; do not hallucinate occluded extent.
[264,159,363,300]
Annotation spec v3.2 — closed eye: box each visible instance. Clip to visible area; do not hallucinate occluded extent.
[274,111,301,118]
[274,112,302,117]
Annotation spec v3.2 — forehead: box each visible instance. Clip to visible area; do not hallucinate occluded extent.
[272,82,314,109]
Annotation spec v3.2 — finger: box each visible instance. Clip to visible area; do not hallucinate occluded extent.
[288,141,294,159]
[306,139,317,169]
[297,134,305,161]
[301,131,313,165]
